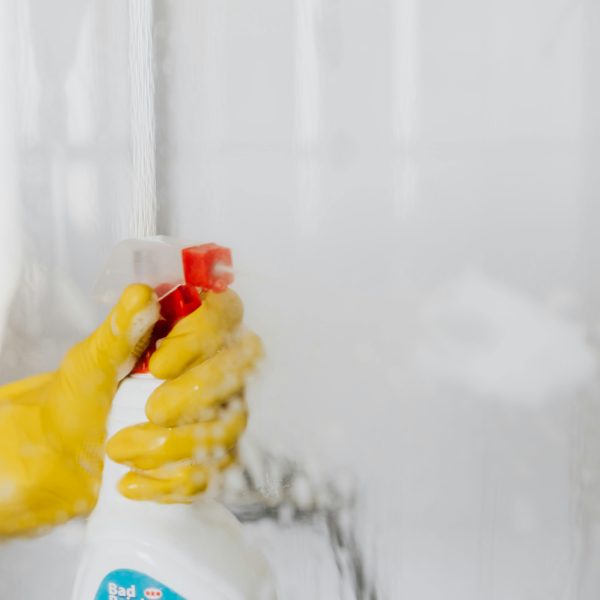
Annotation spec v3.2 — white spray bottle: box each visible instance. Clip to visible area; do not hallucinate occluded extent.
[72,238,275,600]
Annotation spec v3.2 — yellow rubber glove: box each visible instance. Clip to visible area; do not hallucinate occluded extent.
[0,284,262,535]
[0,284,159,536]
[107,289,263,503]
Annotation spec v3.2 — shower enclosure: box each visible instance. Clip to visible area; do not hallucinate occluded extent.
[1,0,600,598]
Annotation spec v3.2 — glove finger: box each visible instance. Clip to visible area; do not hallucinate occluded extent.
[117,464,209,502]
[146,331,263,427]
[149,289,244,381]
[44,285,159,470]
[60,284,159,387]
[106,400,248,470]
[117,448,237,502]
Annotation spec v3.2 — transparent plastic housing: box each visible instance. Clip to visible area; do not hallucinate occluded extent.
[93,237,187,304]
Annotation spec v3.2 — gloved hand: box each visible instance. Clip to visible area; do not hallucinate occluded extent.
[107,289,263,503]
[0,284,262,536]
[0,284,158,536]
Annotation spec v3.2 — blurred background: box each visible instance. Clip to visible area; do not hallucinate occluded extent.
[1,0,600,598]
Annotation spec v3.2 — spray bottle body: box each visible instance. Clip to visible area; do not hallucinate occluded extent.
[72,375,275,600]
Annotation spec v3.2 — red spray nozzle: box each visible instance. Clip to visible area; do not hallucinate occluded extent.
[131,242,233,374]
[182,243,234,293]
[132,284,201,374]
[155,282,202,324]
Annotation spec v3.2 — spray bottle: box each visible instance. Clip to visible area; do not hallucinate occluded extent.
[72,237,275,600]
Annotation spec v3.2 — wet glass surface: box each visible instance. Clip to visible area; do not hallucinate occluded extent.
[1,1,600,598]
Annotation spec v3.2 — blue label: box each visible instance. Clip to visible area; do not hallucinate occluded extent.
[94,569,186,600]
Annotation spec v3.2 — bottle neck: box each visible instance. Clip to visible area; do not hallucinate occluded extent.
[96,375,164,510]
[107,374,162,436]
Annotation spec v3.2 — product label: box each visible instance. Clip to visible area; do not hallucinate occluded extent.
[95,569,186,600]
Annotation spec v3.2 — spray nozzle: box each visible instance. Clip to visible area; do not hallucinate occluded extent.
[182,243,234,293]
[95,237,234,374]
[131,283,202,373]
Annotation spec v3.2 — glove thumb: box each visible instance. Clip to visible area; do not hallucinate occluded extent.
[44,284,160,471]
